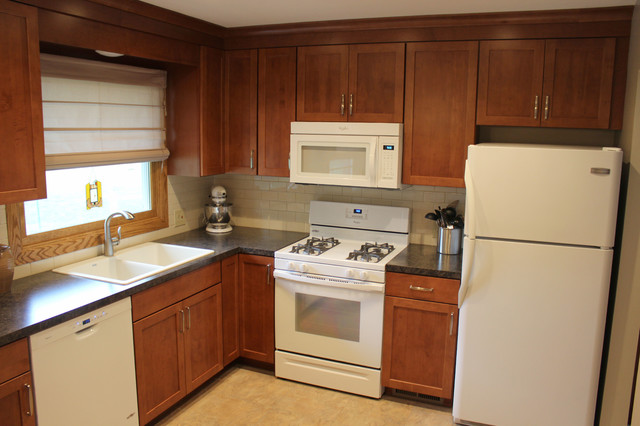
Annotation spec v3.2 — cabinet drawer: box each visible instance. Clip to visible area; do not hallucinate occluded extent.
[386,272,459,304]
[0,339,29,384]
[132,262,221,321]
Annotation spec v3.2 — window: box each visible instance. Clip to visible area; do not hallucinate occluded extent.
[7,55,169,265]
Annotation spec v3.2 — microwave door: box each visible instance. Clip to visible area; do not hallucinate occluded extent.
[290,135,377,187]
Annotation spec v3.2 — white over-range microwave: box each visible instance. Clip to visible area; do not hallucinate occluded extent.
[289,122,403,189]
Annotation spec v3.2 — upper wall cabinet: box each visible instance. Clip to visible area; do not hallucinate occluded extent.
[476,38,617,129]
[403,42,478,188]
[0,1,46,204]
[297,44,405,123]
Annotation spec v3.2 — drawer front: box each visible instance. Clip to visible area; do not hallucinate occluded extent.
[386,272,459,304]
[0,339,29,384]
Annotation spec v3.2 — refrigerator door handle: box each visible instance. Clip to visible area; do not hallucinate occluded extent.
[464,159,476,239]
[458,238,476,307]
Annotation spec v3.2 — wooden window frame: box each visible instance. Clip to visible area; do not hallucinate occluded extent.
[7,161,168,266]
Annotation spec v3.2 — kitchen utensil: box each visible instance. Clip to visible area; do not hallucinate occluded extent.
[425,212,438,221]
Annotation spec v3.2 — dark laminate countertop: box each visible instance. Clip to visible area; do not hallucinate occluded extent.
[0,227,461,347]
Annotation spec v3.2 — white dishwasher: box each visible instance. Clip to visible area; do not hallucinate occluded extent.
[30,297,139,425]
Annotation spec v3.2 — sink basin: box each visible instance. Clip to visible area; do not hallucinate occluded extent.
[53,243,214,285]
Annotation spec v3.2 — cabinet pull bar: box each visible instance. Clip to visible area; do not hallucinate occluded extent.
[449,312,454,336]
[186,306,191,330]
[409,285,434,292]
[25,384,34,416]
[250,149,254,169]
[179,310,185,333]
[266,264,272,285]
[533,95,539,119]
[340,94,345,116]
[544,95,550,120]
[349,93,353,116]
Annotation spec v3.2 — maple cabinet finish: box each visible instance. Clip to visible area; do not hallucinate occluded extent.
[132,263,223,425]
[221,255,240,366]
[382,273,459,400]
[402,41,478,188]
[297,44,405,122]
[224,49,258,174]
[167,46,225,176]
[477,38,617,129]
[0,1,46,204]
[0,339,35,425]
[258,47,297,177]
[238,254,275,364]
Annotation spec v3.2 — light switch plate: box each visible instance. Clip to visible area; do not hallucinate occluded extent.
[174,209,186,226]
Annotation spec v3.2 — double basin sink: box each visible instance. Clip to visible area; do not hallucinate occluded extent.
[53,243,214,285]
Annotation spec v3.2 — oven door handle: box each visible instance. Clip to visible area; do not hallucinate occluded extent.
[274,270,385,293]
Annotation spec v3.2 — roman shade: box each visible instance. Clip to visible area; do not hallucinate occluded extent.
[40,54,169,169]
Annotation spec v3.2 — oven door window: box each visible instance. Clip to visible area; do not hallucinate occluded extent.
[301,145,367,176]
[295,293,360,342]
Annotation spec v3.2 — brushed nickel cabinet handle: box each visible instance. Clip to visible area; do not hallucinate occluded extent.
[349,93,353,116]
[186,306,191,330]
[250,150,254,169]
[449,312,454,336]
[340,94,345,116]
[25,384,34,416]
[544,95,550,120]
[179,310,185,333]
[409,285,434,292]
[266,264,272,285]
[533,95,539,119]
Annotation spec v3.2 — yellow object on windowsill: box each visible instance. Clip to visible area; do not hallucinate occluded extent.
[86,181,102,209]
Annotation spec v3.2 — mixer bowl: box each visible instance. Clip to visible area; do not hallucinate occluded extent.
[205,204,232,224]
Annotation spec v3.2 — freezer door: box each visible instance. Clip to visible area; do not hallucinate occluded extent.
[453,238,612,426]
[466,144,622,247]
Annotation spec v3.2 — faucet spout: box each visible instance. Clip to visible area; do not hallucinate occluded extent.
[104,211,135,256]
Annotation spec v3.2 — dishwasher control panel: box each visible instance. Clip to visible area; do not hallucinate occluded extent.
[72,309,109,332]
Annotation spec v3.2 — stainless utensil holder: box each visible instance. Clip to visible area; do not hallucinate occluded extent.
[437,227,462,255]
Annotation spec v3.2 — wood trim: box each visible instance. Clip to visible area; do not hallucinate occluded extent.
[224,6,633,50]
[610,37,629,130]
[0,338,29,384]
[7,162,168,265]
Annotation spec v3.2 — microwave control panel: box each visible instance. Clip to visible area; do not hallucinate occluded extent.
[377,136,402,188]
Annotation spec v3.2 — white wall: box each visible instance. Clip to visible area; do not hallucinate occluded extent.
[600,2,640,424]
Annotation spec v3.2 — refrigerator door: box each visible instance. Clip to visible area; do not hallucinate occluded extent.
[453,238,612,426]
[466,144,622,247]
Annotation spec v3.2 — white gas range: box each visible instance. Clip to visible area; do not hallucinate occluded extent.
[274,201,410,398]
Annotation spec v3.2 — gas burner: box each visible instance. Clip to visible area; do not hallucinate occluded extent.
[347,242,395,263]
[289,237,340,256]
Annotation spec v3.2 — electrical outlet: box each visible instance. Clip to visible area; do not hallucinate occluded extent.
[174,209,186,226]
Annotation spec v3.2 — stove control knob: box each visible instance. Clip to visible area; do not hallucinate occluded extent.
[358,271,368,280]
[346,269,355,278]
[299,264,309,273]
[287,262,296,271]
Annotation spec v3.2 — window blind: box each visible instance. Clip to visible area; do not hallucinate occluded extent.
[40,54,169,170]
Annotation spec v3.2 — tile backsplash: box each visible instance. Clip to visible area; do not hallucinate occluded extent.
[0,173,464,279]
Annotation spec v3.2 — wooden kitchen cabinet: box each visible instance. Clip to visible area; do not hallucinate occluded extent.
[221,255,240,365]
[167,46,225,177]
[132,263,223,425]
[224,49,258,174]
[382,273,459,400]
[0,339,35,425]
[258,47,297,177]
[476,38,617,129]
[238,254,275,364]
[0,1,46,204]
[402,41,478,188]
[297,43,405,122]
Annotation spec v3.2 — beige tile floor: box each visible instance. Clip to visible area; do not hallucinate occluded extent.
[154,364,454,425]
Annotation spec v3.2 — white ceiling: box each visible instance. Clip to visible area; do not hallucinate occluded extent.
[139,0,635,28]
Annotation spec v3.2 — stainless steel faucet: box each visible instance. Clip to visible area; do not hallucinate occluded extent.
[104,211,135,256]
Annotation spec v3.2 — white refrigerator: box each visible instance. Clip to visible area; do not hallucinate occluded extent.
[452,144,623,426]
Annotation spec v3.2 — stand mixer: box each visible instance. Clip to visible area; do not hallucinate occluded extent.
[205,186,232,234]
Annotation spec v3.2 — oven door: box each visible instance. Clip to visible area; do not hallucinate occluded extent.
[289,134,378,188]
[274,270,384,368]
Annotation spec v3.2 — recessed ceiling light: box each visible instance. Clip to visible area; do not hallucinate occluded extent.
[95,50,124,57]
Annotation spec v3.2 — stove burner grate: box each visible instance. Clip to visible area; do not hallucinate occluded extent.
[290,237,341,256]
[347,242,395,263]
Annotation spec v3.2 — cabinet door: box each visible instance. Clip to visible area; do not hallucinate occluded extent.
[0,1,45,204]
[133,302,186,425]
[542,38,615,129]
[403,41,478,188]
[297,45,349,122]
[200,46,225,176]
[224,49,258,174]
[221,255,240,366]
[476,40,545,127]
[382,296,458,399]
[258,47,296,177]
[184,285,223,393]
[0,372,35,426]
[348,43,405,122]
[238,254,275,364]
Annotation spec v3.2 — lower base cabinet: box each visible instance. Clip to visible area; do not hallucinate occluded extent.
[0,339,35,425]
[382,273,459,400]
[132,263,223,425]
